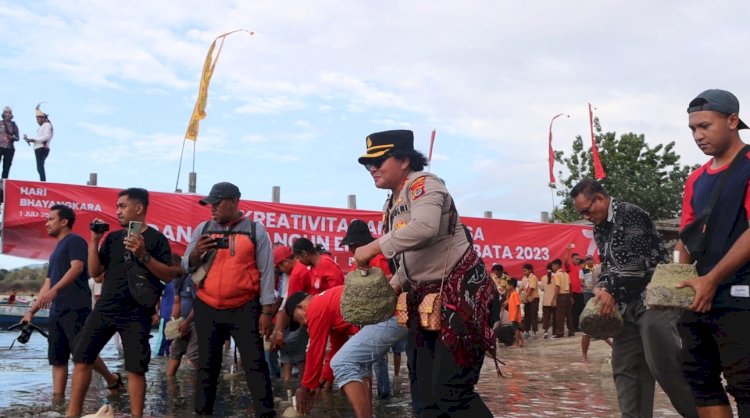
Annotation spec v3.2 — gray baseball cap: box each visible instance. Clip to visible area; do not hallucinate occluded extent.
[687,89,748,129]
[199,182,241,205]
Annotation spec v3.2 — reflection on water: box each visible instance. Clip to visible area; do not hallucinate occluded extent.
[0,330,686,417]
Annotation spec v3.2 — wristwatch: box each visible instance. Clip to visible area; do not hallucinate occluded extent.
[140,253,152,264]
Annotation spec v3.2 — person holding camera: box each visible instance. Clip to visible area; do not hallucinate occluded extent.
[0,106,19,179]
[22,204,121,402]
[67,188,174,418]
[183,182,277,417]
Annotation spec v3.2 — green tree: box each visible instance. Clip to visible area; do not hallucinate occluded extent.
[0,265,48,293]
[553,118,697,222]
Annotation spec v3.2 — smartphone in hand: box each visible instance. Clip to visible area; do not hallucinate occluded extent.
[128,221,143,238]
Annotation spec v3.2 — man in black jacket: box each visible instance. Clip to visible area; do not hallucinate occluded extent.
[572,179,697,418]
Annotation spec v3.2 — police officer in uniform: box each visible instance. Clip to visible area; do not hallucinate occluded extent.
[353,130,496,418]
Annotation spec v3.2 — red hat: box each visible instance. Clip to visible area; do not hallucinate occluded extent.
[273,245,293,266]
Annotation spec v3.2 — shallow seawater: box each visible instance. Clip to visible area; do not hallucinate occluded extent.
[0,330,694,417]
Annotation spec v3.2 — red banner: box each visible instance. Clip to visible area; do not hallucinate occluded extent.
[2,180,596,277]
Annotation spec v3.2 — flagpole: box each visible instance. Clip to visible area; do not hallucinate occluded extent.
[192,139,196,173]
[426,129,436,172]
[547,113,569,188]
[175,138,187,192]
[175,29,254,193]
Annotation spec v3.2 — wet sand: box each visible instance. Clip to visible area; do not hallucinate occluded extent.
[0,330,688,417]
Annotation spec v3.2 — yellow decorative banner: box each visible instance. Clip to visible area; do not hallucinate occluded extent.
[185,29,254,141]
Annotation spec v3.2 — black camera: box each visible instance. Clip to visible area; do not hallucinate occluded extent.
[7,322,48,349]
[17,323,33,344]
[90,220,110,233]
[214,237,229,249]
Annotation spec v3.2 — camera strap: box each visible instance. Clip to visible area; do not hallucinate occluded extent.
[205,218,257,247]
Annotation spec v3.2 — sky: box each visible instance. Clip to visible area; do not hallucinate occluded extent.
[1,0,749,269]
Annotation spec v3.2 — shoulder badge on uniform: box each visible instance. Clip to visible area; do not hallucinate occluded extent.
[394,220,407,230]
[409,176,426,200]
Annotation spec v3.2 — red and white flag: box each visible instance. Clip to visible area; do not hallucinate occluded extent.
[589,103,606,180]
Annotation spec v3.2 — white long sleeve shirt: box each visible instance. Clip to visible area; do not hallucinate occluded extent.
[30,122,53,150]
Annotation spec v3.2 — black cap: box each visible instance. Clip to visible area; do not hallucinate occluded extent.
[688,89,748,130]
[358,130,414,164]
[199,182,241,206]
[284,291,309,332]
[341,220,375,246]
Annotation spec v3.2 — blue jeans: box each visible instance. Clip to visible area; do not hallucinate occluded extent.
[265,349,281,378]
[373,353,389,398]
[331,317,407,390]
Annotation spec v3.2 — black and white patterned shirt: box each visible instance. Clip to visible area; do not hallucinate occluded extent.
[593,199,668,309]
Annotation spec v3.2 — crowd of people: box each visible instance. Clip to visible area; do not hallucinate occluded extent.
[16,88,750,418]
[489,255,613,362]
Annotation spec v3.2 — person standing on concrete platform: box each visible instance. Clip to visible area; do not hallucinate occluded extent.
[23,103,53,181]
[0,106,19,178]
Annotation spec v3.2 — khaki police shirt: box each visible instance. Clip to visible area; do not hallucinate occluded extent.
[379,171,470,288]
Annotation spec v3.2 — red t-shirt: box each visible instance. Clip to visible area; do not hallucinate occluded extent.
[371,254,392,276]
[680,155,750,229]
[302,286,359,390]
[310,255,344,293]
[566,263,583,294]
[287,260,313,295]
[348,253,392,277]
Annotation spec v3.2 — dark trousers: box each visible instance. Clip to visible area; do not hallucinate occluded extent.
[542,306,555,332]
[522,298,539,333]
[193,297,275,417]
[408,328,492,418]
[35,147,49,181]
[614,304,697,418]
[554,293,574,337]
[0,147,14,179]
[571,292,584,331]
[679,309,750,414]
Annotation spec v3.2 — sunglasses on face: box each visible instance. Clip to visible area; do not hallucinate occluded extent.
[578,195,598,217]
[363,156,389,171]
